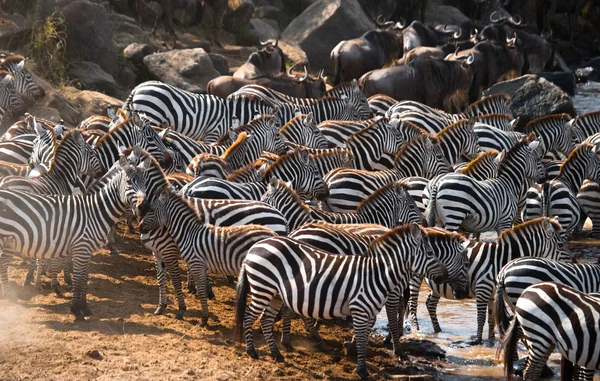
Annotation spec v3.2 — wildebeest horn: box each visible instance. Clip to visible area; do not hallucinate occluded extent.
[453,29,462,39]
[318,69,324,79]
[541,27,553,39]
[259,36,267,46]
[470,28,478,39]
[376,15,386,27]
[506,33,517,46]
[454,47,469,60]
[396,17,406,29]
[300,66,309,82]
[490,10,505,23]
[466,53,475,65]
[508,15,522,26]
[287,63,300,77]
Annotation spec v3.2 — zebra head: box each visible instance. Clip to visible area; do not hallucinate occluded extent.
[137,186,171,234]
[392,182,424,225]
[132,113,175,170]
[187,153,231,179]
[0,70,25,116]
[425,138,453,178]
[459,118,482,161]
[540,217,573,262]
[116,155,147,216]
[29,118,57,169]
[67,129,105,178]
[584,143,600,183]
[0,56,45,99]
[300,112,330,149]
[264,115,288,155]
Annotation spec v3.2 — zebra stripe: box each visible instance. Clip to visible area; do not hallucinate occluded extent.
[435,119,481,165]
[408,217,572,343]
[572,110,600,142]
[0,70,24,123]
[318,118,374,147]
[345,117,407,170]
[474,122,525,152]
[234,223,447,379]
[473,113,515,131]
[367,94,397,116]
[577,180,600,237]
[274,97,356,125]
[309,148,354,178]
[523,114,575,157]
[503,282,600,381]
[0,55,44,98]
[280,113,330,149]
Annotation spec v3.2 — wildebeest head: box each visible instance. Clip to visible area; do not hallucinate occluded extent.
[285,64,326,98]
[233,38,286,80]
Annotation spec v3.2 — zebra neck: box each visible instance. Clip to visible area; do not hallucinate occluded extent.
[94,125,135,170]
[555,163,585,195]
[164,196,205,247]
[46,151,80,189]
[364,251,407,297]
[496,161,528,194]
[83,173,129,226]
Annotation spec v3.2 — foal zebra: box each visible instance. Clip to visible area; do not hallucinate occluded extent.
[503,282,600,381]
[235,223,447,379]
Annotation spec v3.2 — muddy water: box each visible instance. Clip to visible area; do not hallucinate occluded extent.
[379,82,600,379]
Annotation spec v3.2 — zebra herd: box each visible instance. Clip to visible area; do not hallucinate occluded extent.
[2,59,600,379]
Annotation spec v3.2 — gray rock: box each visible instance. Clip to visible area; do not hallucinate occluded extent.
[279,40,309,65]
[282,0,374,71]
[209,54,230,76]
[483,74,576,127]
[0,11,29,49]
[74,90,124,120]
[423,0,470,25]
[109,13,153,51]
[117,65,138,91]
[46,93,82,126]
[254,6,288,29]
[249,18,280,38]
[143,48,220,93]
[124,43,155,65]
[61,0,119,77]
[67,61,118,96]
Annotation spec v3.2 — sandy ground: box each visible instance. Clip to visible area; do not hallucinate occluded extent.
[0,220,445,381]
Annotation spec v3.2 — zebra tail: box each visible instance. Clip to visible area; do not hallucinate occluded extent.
[561,357,575,381]
[234,265,249,343]
[502,317,520,381]
[494,277,511,339]
[424,184,438,228]
[123,87,137,113]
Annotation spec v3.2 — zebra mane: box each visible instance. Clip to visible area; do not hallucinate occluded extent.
[472,113,512,121]
[272,178,310,214]
[262,147,305,180]
[466,93,510,114]
[326,81,363,93]
[496,139,531,175]
[422,227,467,243]
[366,223,416,251]
[0,54,26,68]
[393,134,438,164]
[524,113,571,133]
[558,142,595,177]
[221,131,248,160]
[47,129,79,170]
[460,149,499,174]
[122,145,170,189]
[227,162,260,182]
[356,181,403,211]
[347,117,387,141]
[94,115,134,147]
[497,217,562,242]
[280,114,306,133]
[234,115,273,133]
[436,118,474,138]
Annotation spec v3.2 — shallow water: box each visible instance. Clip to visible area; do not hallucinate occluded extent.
[573,82,600,114]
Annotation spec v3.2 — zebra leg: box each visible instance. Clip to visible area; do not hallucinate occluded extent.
[63,257,72,287]
[425,292,442,333]
[351,313,373,380]
[259,302,285,362]
[302,317,323,348]
[385,287,407,359]
[70,251,92,320]
[244,296,273,360]
[523,344,553,381]
[487,295,495,342]
[48,258,63,297]
[106,225,119,256]
[23,259,35,286]
[163,255,186,320]
[152,252,168,316]
[408,276,423,332]
[0,253,13,298]
[126,214,136,234]
[280,305,295,351]
[34,259,45,293]
[470,289,491,344]
[192,262,210,327]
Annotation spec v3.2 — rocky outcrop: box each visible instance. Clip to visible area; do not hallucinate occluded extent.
[61,0,120,77]
[483,74,576,127]
[0,11,29,50]
[209,54,230,76]
[109,13,153,51]
[143,48,220,93]
[282,0,374,71]
[123,43,155,65]
[67,61,118,96]
[73,90,124,119]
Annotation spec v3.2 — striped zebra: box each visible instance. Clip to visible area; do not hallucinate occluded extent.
[521,142,600,239]
[324,135,452,212]
[367,94,397,116]
[219,131,255,170]
[577,180,600,236]
[0,54,45,98]
[318,118,374,147]
[0,70,24,124]
[435,118,482,165]
[389,110,451,135]
[261,178,422,231]
[123,81,270,142]
[186,152,231,178]
[424,138,545,233]
[407,217,572,343]
[138,187,277,326]
[165,172,193,191]
[274,96,356,125]
[473,113,516,131]
[571,110,600,142]
[495,257,600,340]
[503,282,600,381]
[234,223,447,379]
[0,156,146,319]
[181,148,328,202]
[309,148,354,177]
[523,114,575,157]
[280,113,330,149]
[474,123,525,152]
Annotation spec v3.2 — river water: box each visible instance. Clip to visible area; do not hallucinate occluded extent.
[375,83,600,380]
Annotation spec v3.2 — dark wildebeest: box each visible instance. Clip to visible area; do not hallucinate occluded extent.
[233,39,286,80]
[446,38,524,102]
[359,56,475,113]
[402,21,466,53]
[479,24,555,73]
[398,29,478,65]
[129,0,198,48]
[208,67,326,99]
[537,0,594,42]
[330,17,405,85]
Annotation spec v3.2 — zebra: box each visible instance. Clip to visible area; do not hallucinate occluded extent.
[77,115,112,133]
[273,96,356,125]
[571,110,600,142]
[408,217,572,344]
[261,178,423,231]
[523,114,575,157]
[186,152,231,179]
[279,112,330,149]
[324,135,452,213]
[181,148,328,202]
[309,148,354,178]
[318,118,374,147]
[434,118,482,165]
[218,131,256,170]
[390,110,452,135]
[495,257,600,341]
[0,155,146,320]
[160,127,227,164]
[0,70,24,123]
[502,282,600,381]
[424,137,545,234]
[137,186,277,326]
[164,172,193,191]
[521,142,600,239]
[367,94,397,116]
[234,223,447,379]
[577,180,600,236]
[325,80,371,120]
[474,123,525,152]
[0,54,45,99]
[473,113,516,131]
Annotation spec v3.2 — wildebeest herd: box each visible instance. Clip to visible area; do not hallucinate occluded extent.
[2,3,600,380]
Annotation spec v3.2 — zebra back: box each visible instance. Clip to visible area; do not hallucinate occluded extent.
[274,96,355,125]
[367,94,397,116]
[186,152,231,179]
[472,113,515,131]
[572,110,600,142]
[318,118,375,147]
[289,221,374,255]
[227,95,274,125]
[466,93,511,117]
[457,150,500,180]
[524,114,575,156]
[324,80,371,120]
[310,148,354,177]
[0,69,24,119]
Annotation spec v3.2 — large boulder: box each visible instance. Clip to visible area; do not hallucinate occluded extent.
[143,48,220,94]
[61,1,120,77]
[0,11,29,50]
[254,6,289,29]
[67,61,118,96]
[282,0,374,71]
[279,40,309,66]
[124,43,156,65]
[74,90,124,120]
[109,13,153,51]
[483,74,576,128]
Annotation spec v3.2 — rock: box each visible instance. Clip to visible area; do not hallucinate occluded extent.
[483,74,576,128]
[117,65,138,91]
[31,107,62,124]
[208,54,230,76]
[74,91,124,119]
[423,0,470,26]
[254,6,289,29]
[245,18,280,45]
[46,93,82,126]
[124,43,155,65]
[282,0,374,71]
[575,67,600,83]
[61,1,119,77]
[85,349,103,360]
[67,61,118,96]
[398,339,446,358]
[0,11,29,49]
[109,13,153,52]
[279,40,309,66]
[143,48,220,94]
[223,2,255,34]
[538,72,576,96]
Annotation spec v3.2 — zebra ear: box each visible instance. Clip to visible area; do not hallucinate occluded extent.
[54,120,65,138]
[293,106,301,117]
[158,128,169,140]
[71,129,84,144]
[268,176,279,191]
[529,139,541,152]
[229,129,238,142]
[299,149,310,164]
[493,150,506,164]
[593,143,600,154]
[15,60,25,71]
[107,107,117,121]
[304,112,313,126]
[33,118,44,136]
[410,223,422,241]
[0,74,12,86]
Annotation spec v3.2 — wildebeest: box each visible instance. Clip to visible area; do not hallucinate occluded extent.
[208,67,326,99]
[403,21,464,53]
[330,17,405,85]
[537,0,594,42]
[233,39,286,80]
[359,56,475,113]
[398,29,478,66]
[129,0,198,48]
[447,38,524,101]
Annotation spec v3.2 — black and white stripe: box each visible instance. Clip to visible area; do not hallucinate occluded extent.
[318,118,374,147]
[274,97,356,125]
[280,112,330,149]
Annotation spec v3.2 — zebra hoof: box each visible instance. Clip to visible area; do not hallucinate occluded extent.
[82,304,93,317]
[465,338,482,346]
[154,305,167,316]
[344,341,357,357]
[23,271,34,286]
[207,289,216,300]
[128,226,136,234]
[356,366,370,380]
[246,348,260,360]
[282,342,294,352]
[64,277,72,286]
[396,350,409,361]
[272,352,285,363]
[175,310,185,320]
[384,332,392,345]
[198,317,208,327]
[53,287,63,298]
